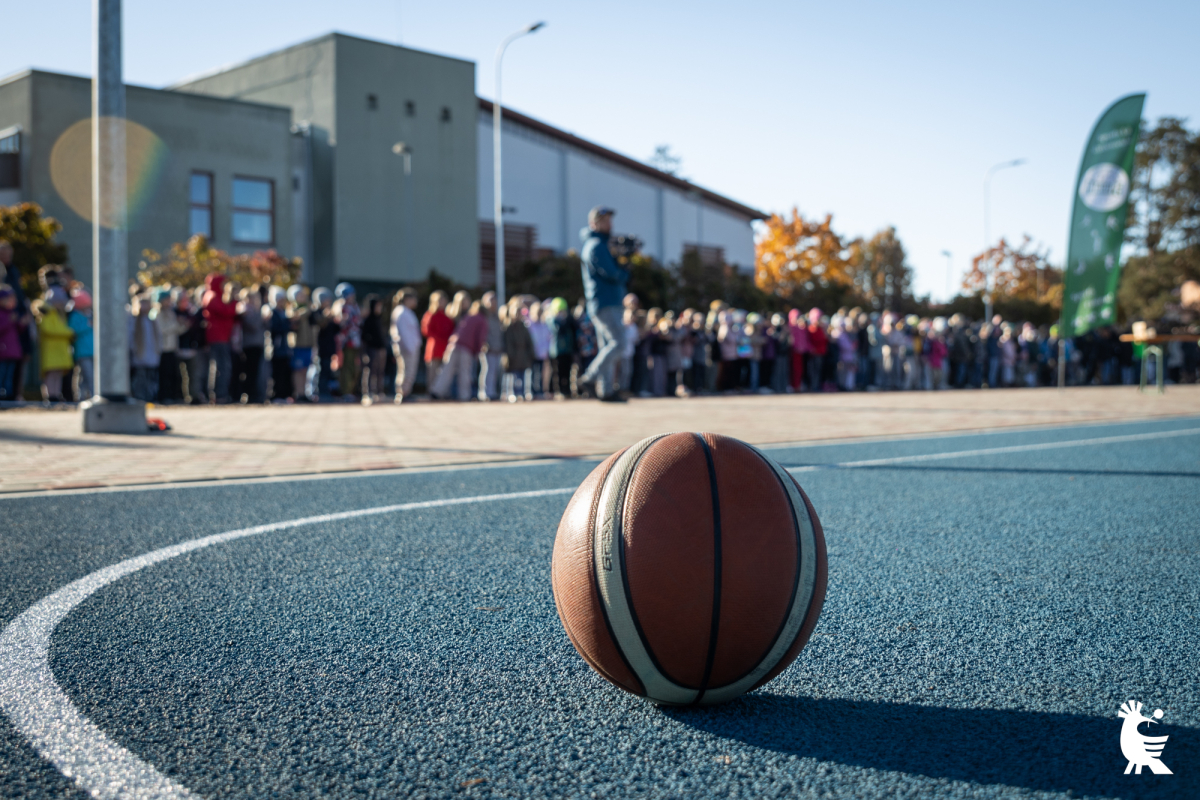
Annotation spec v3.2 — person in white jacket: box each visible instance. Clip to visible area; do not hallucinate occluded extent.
[151,288,185,402]
[390,288,422,402]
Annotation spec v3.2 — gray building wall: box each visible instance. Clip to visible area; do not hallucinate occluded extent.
[0,69,294,287]
[174,34,479,289]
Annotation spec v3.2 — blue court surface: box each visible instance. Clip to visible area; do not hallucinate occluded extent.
[1,417,1197,799]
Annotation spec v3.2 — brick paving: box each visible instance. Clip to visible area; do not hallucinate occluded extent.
[1,386,1198,494]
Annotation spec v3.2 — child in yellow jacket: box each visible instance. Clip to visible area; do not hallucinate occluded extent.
[36,286,74,401]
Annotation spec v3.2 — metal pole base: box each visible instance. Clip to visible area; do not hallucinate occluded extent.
[1138,345,1165,395]
[81,396,148,434]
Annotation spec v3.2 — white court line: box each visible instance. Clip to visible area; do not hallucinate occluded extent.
[785,427,1200,472]
[0,486,573,800]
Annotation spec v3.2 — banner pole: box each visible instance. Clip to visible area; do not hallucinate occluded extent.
[1057,338,1066,389]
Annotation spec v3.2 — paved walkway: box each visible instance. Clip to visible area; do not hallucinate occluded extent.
[1,386,1198,494]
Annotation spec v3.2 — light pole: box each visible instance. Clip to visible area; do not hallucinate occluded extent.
[493,21,545,306]
[941,250,953,301]
[983,158,1026,321]
[82,0,146,433]
[392,141,413,278]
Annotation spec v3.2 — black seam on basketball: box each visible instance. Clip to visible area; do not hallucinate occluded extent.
[586,451,645,696]
[712,444,805,689]
[616,437,692,689]
[694,434,723,705]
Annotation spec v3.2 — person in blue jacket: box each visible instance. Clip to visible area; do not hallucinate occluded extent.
[578,206,630,401]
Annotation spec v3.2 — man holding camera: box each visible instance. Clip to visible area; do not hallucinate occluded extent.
[579,206,629,402]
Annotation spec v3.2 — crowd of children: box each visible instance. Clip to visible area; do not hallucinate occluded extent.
[2,260,1196,406]
[0,260,94,403]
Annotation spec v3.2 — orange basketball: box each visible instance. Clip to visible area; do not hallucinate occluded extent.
[552,432,827,705]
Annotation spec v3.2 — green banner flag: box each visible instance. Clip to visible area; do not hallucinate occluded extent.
[1060,93,1145,337]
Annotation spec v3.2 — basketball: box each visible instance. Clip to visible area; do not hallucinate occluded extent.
[552,432,827,705]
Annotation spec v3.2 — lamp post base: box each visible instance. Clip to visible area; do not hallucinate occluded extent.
[81,396,148,435]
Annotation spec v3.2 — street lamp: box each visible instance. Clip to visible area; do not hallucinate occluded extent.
[983,158,1026,321]
[941,250,953,301]
[493,21,545,306]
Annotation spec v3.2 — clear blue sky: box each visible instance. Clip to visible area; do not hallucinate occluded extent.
[5,0,1197,299]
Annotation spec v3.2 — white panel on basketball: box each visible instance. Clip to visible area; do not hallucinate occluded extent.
[696,447,818,705]
[592,434,700,706]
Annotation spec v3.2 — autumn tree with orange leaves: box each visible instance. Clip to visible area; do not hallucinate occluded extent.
[137,235,301,290]
[755,208,858,297]
[756,209,922,311]
[963,236,1062,308]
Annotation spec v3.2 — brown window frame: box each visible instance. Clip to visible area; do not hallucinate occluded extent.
[230,175,275,246]
[188,171,214,239]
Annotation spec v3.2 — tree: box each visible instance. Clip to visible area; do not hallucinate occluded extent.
[1119,117,1200,321]
[502,254,585,305]
[1128,117,1200,257]
[138,235,300,290]
[675,249,780,313]
[851,227,914,312]
[963,236,1061,309]
[1118,247,1200,321]
[0,203,70,299]
[755,208,856,298]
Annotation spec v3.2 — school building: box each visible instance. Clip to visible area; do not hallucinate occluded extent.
[0,33,764,293]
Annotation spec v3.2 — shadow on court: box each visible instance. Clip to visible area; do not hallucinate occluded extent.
[666,695,1197,799]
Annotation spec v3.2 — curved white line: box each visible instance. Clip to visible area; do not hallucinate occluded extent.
[0,487,573,800]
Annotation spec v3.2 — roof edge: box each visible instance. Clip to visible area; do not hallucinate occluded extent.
[0,67,291,112]
[168,33,338,89]
[168,31,473,90]
[0,68,41,89]
[478,98,766,221]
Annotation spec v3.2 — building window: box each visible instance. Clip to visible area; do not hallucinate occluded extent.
[188,171,213,238]
[0,129,20,190]
[231,177,274,245]
[683,243,725,268]
[367,93,378,110]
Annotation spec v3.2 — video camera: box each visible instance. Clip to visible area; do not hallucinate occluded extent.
[608,234,642,263]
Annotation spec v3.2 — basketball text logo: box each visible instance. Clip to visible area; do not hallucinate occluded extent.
[600,516,613,571]
[1118,700,1172,775]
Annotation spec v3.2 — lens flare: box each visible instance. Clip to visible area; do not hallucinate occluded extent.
[50,117,168,230]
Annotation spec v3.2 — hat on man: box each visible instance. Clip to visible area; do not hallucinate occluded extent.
[588,206,615,226]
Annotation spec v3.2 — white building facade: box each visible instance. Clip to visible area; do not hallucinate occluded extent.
[477,100,763,280]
